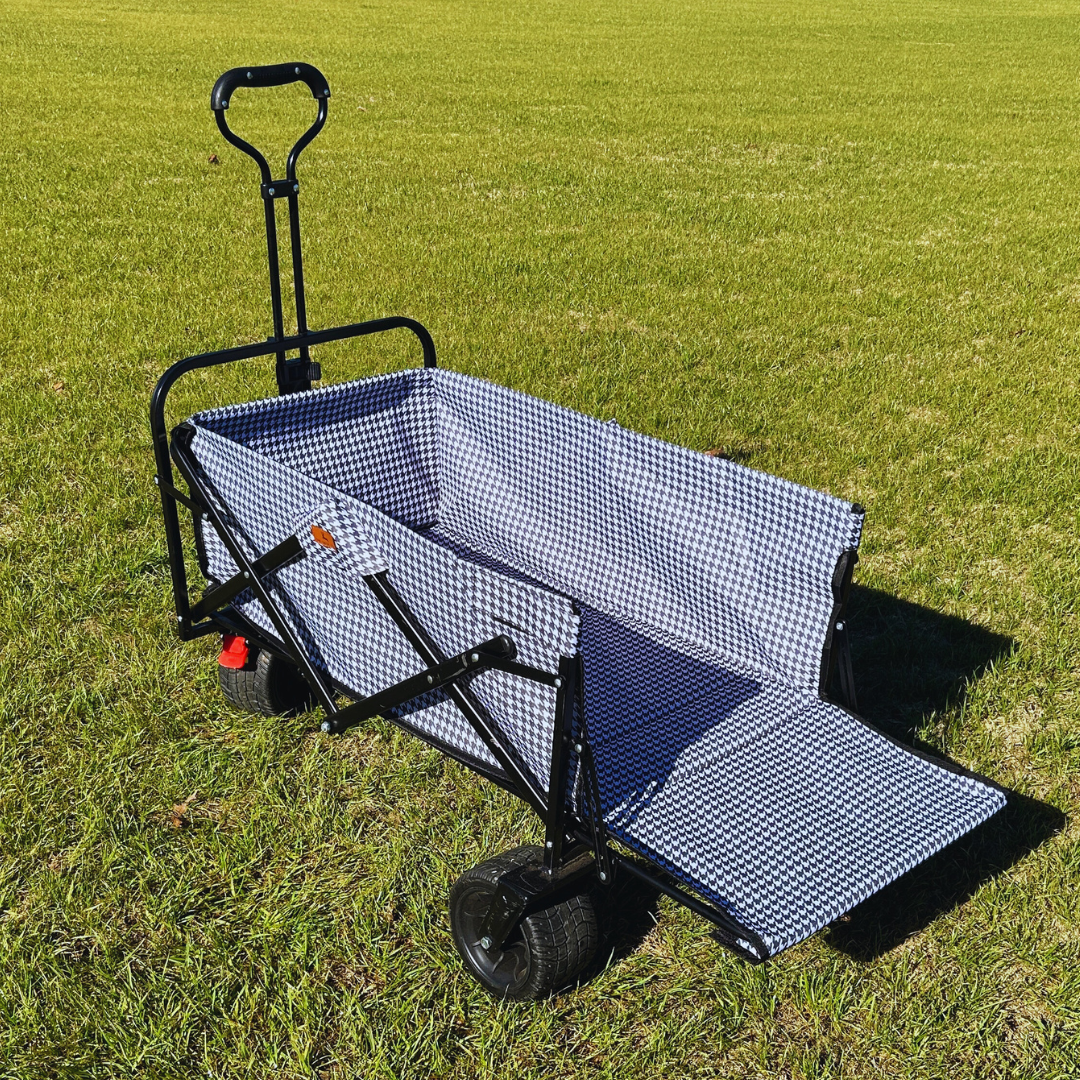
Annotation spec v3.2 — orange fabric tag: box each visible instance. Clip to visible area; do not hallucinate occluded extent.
[311,525,337,550]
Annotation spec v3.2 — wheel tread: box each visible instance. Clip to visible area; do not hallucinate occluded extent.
[218,647,314,716]
[450,845,600,999]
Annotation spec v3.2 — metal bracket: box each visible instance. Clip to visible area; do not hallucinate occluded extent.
[277,356,321,394]
[476,846,595,953]
[819,546,858,696]
[261,179,300,200]
[321,634,518,734]
[834,619,858,712]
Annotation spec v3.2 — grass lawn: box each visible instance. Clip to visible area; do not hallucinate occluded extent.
[2,0,1079,1075]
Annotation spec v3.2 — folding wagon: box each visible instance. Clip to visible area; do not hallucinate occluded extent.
[151,65,1007,998]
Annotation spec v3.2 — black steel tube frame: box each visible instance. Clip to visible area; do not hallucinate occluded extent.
[610,854,769,963]
[150,316,437,641]
[360,571,552,820]
[150,61,774,966]
[323,633,523,734]
[170,430,338,716]
[818,545,858,707]
[168,433,559,813]
[213,70,328,391]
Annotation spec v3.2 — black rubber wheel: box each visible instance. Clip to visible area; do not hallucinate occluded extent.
[218,646,315,716]
[449,846,599,1000]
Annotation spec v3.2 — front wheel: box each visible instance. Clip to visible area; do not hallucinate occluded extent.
[449,846,599,1000]
[218,643,315,716]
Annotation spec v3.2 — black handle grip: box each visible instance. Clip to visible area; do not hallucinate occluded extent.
[211,63,330,111]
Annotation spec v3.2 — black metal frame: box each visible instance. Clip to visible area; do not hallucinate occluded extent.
[819,543,861,712]
[150,63,773,966]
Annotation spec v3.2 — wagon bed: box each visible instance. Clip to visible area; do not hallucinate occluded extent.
[177,365,1005,962]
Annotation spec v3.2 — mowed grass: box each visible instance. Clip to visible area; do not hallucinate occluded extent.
[2,0,1079,1075]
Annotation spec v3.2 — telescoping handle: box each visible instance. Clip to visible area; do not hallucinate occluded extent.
[209,63,333,394]
[211,63,330,111]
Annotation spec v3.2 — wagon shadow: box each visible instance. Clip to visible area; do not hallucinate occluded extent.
[839,584,1014,746]
[824,585,1065,961]
[825,789,1063,961]
[593,871,662,971]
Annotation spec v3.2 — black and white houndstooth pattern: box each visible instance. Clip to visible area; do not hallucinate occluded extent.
[576,607,1004,957]
[187,365,1004,957]
[197,366,864,691]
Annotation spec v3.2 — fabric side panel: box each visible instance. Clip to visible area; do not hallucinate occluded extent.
[192,369,439,528]
[433,370,615,610]
[432,368,862,690]
[603,424,864,688]
[460,562,580,795]
[188,425,498,769]
[599,697,1005,956]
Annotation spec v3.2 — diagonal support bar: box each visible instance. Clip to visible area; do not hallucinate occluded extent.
[187,533,304,623]
[321,634,518,735]
[359,571,551,819]
[170,434,339,716]
[611,856,770,963]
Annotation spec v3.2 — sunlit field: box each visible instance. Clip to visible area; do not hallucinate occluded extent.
[2,1,1078,1076]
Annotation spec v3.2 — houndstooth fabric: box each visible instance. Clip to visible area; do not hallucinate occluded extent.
[432,369,863,690]
[186,365,1005,958]
[190,425,505,773]
[576,607,1006,958]
[193,366,863,690]
[195,371,439,528]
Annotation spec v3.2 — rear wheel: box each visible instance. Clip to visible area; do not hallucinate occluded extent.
[449,846,599,999]
[218,644,315,716]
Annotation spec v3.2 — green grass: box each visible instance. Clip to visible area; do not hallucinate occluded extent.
[2,0,1079,1075]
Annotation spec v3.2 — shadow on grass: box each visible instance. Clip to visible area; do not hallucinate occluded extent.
[593,871,661,971]
[823,585,1066,961]
[826,791,1064,961]
[840,584,1013,744]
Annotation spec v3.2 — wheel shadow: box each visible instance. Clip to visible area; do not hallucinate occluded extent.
[591,871,661,972]
[824,585,1065,961]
